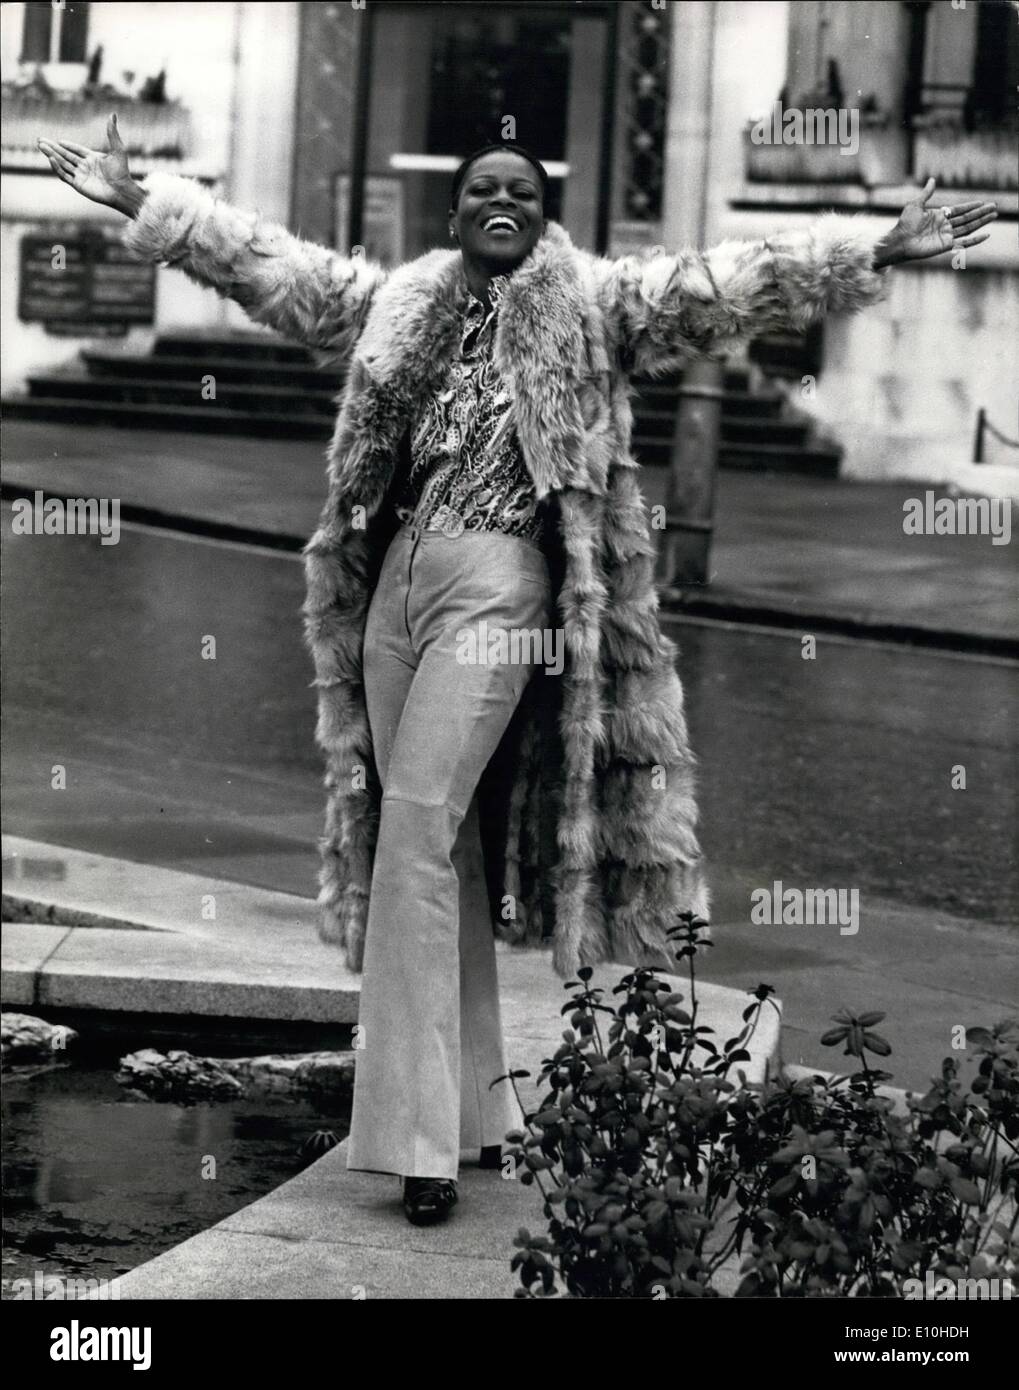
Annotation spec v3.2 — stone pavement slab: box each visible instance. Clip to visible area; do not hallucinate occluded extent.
[112,1136,747,1299]
[3,833,318,940]
[111,1171,524,1299]
[33,925,356,1022]
[667,473,1018,651]
[3,834,361,1021]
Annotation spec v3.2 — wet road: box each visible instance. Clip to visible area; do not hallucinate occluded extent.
[4,504,1015,916]
[3,507,1016,1082]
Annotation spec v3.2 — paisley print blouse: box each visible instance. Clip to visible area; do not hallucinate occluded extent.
[392,273,544,543]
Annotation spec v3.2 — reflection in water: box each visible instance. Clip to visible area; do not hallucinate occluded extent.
[2,1055,350,1293]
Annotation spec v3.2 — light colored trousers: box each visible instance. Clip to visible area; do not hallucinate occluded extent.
[345,521,552,1179]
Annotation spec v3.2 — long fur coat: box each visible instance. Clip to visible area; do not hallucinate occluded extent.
[125,174,888,977]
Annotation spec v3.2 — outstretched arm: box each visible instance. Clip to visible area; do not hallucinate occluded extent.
[39,114,385,362]
[598,178,997,377]
[870,177,996,268]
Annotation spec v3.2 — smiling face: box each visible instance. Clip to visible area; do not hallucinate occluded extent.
[449,151,546,270]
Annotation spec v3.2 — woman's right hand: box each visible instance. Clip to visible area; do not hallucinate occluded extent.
[38,113,144,217]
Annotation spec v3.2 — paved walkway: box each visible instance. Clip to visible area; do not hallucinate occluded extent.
[2,834,780,1299]
[3,420,1016,651]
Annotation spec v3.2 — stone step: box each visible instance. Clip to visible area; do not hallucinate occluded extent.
[145,333,762,390]
[85,349,752,401]
[23,374,805,444]
[7,333,835,472]
[631,367,750,396]
[748,333,822,380]
[152,332,312,364]
[634,387,785,419]
[6,395,839,473]
[635,411,810,446]
[83,355,777,426]
[718,440,841,477]
[1,395,330,440]
[83,350,344,391]
[633,432,841,475]
[27,373,335,415]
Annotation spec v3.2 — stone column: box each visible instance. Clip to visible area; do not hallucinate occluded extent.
[661,0,716,250]
[289,2,360,248]
[560,14,604,250]
[224,1,300,332]
[228,1,300,223]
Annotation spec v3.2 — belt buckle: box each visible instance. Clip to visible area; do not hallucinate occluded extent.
[430,504,464,538]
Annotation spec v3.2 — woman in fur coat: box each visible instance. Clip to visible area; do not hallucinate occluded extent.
[40,116,995,1224]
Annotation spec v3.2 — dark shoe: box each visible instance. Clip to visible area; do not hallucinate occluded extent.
[402,1176,458,1225]
[479,1145,503,1170]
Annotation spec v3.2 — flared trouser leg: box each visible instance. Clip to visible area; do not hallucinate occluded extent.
[453,794,521,1154]
[345,527,551,1179]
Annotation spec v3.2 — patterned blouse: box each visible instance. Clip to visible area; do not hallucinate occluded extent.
[393,273,544,543]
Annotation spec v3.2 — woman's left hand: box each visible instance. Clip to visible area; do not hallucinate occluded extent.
[877,177,998,267]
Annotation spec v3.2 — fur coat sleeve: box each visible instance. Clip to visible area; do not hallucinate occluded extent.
[121,172,386,364]
[595,213,890,377]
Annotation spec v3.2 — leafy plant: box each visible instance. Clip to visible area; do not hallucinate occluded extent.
[499,912,1018,1298]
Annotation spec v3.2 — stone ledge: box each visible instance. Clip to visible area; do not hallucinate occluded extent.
[2,834,362,1022]
[2,838,781,1080]
[2,835,321,942]
[732,181,1019,218]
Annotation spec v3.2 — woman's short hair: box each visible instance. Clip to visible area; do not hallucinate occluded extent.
[449,143,549,211]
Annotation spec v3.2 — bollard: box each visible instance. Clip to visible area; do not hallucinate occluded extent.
[655,358,724,588]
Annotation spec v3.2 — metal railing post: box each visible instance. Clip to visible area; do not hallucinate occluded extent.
[974,406,986,463]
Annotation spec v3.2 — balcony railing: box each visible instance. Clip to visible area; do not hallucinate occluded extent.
[912,118,1018,193]
[743,118,904,187]
[744,111,1017,192]
[2,92,192,169]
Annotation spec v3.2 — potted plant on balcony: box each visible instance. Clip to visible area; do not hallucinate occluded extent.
[913,108,1019,194]
[745,63,904,188]
[2,45,190,168]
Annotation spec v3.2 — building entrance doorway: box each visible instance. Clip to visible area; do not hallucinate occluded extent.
[340,1,617,264]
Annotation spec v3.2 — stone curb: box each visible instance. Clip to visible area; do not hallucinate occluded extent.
[2,838,781,1071]
[661,586,1019,659]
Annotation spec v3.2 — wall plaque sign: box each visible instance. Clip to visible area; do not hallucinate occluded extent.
[18,229,156,336]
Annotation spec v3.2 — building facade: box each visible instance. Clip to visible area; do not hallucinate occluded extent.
[2,0,1015,479]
